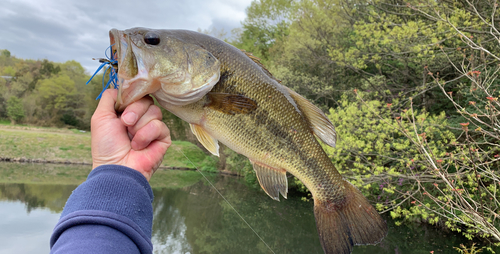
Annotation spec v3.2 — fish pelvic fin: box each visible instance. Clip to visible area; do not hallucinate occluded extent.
[314,179,387,254]
[251,161,288,201]
[284,87,337,148]
[189,124,219,156]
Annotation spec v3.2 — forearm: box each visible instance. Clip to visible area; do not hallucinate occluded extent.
[50,165,154,254]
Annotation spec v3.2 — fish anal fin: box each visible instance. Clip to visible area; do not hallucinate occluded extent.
[189,124,219,156]
[314,179,387,254]
[251,161,288,201]
[284,87,337,148]
[207,92,257,115]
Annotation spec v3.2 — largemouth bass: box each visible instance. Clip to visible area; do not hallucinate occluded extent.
[109,27,387,254]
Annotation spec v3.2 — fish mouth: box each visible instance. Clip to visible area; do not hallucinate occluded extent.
[109,29,160,112]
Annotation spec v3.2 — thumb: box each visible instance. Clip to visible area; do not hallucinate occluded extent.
[95,89,119,117]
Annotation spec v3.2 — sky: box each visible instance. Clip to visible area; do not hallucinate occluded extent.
[0,0,253,73]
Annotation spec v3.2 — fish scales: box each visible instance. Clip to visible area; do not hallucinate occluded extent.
[181,32,344,201]
[110,28,388,254]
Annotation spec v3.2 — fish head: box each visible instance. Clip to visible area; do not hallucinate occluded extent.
[110,28,220,111]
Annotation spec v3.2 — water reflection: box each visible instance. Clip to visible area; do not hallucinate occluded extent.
[0,162,492,254]
[0,201,61,254]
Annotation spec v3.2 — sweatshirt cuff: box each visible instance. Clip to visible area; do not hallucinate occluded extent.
[50,165,154,252]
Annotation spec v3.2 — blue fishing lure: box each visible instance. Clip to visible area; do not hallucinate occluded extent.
[86,44,119,100]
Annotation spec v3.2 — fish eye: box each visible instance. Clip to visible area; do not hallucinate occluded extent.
[144,32,160,45]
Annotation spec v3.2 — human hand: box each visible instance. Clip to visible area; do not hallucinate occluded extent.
[90,89,171,181]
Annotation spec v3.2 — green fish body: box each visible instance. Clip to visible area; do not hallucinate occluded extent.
[111,28,387,254]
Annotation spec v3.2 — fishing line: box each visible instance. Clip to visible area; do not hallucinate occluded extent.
[179,150,276,254]
[88,44,275,253]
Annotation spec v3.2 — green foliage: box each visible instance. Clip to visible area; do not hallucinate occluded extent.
[266,0,360,109]
[38,74,75,111]
[0,54,95,128]
[2,66,15,76]
[230,0,292,63]
[6,96,25,124]
[1,50,10,58]
[231,0,500,242]
[323,92,453,195]
[159,106,191,141]
[162,141,218,171]
[0,78,7,118]
[221,146,256,183]
[454,243,485,254]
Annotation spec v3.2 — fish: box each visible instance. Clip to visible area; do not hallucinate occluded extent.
[109,27,388,254]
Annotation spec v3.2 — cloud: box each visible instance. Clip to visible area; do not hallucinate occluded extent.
[0,0,252,73]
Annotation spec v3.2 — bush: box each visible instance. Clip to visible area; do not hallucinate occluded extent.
[311,90,500,243]
[6,96,25,124]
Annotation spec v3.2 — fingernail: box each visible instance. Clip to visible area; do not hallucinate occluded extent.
[122,112,137,125]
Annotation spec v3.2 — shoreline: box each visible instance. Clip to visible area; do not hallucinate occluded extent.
[0,157,194,170]
[0,126,218,172]
[0,157,242,176]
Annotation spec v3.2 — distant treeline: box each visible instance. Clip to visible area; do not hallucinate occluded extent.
[0,49,193,142]
[0,49,99,129]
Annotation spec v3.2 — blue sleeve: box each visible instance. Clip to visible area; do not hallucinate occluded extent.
[50,165,154,254]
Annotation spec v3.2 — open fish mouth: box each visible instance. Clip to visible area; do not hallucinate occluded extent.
[109,29,126,111]
[103,28,223,112]
[109,29,159,112]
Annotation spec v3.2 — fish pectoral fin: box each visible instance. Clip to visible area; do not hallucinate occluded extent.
[251,161,288,201]
[189,124,219,156]
[206,92,257,115]
[284,87,337,148]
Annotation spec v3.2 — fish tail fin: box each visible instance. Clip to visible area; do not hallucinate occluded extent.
[313,179,387,254]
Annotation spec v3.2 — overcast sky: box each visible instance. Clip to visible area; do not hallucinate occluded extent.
[0,0,253,73]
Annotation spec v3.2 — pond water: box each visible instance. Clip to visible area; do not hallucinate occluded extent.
[0,162,487,254]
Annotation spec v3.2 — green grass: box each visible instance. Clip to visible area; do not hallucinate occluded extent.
[163,141,218,170]
[0,128,93,162]
[0,119,11,125]
[0,125,216,170]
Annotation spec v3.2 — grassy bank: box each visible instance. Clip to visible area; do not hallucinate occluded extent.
[0,124,217,171]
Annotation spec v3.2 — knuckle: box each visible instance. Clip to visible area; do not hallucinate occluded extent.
[148,105,163,118]
[150,119,163,132]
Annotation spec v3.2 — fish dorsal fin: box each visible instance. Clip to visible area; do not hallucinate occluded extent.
[240,49,281,83]
[207,92,257,115]
[189,124,219,156]
[251,161,288,201]
[284,87,337,148]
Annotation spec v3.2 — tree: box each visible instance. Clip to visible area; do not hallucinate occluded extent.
[389,0,500,243]
[1,50,10,58]
[231,0,293,63]
[231,0,500,245]
[36,74,76,125]
[0,78,6,118]
[270,0,360,109]
[6,96,25,124]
